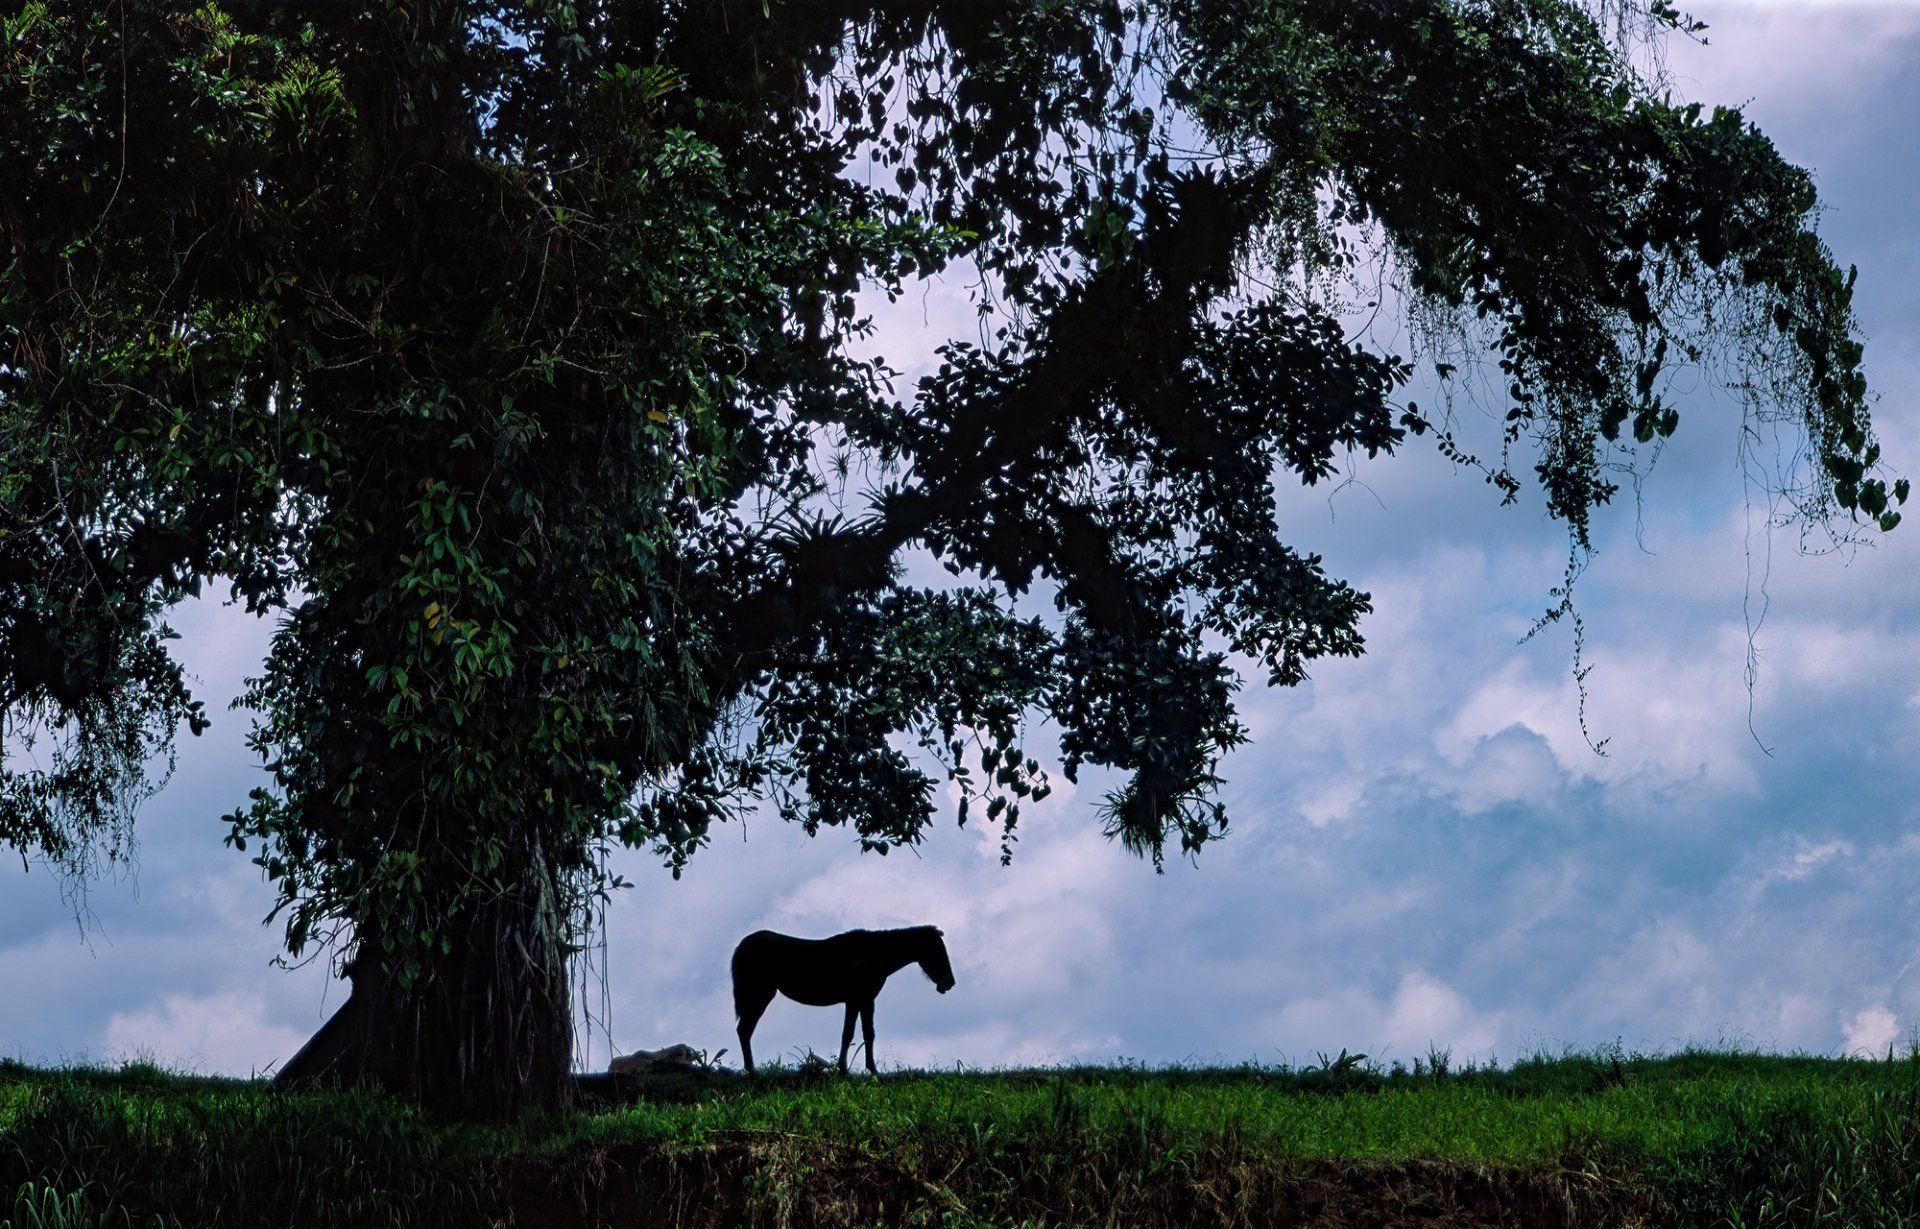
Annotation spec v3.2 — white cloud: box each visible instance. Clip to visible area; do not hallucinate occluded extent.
[1269,973,1506,1064]
[104,990,312,1077]
[1296,776,1366,828]
[1841,1005,1900,1057]
[1777,839,1854,883]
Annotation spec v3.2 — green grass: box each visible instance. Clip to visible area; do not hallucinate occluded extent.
[5,1048,1920,1226]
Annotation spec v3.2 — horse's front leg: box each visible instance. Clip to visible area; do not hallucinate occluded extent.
[838,1002,857,1075]
[860,1001,877,1075]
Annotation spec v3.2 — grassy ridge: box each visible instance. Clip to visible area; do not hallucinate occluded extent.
[5,1050,1920,1226]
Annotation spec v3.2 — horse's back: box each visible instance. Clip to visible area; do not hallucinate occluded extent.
[732,929,809,974]
[732,929,777,964]
[731,930,848,992]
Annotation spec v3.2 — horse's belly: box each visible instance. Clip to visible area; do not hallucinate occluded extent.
[782,986,850,1007]
[781,975,883,1008]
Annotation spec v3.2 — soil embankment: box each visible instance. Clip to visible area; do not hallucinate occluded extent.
[501,1138,1669,1228]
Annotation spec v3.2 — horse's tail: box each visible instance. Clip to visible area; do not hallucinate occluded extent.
[730,930,774,1021]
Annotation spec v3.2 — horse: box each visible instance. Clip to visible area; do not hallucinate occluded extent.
[730,925,955,1076]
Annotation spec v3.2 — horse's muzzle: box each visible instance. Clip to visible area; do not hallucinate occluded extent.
[937,981,954,994]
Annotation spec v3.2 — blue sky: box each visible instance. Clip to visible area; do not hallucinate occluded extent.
[5,1,1920,1077]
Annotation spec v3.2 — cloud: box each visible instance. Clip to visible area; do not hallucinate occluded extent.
[1841,1006,1901,1057]
[104,990,312,1077]
[1269,973,1508,1064]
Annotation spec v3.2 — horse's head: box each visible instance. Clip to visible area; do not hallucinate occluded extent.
[915,926,955,994]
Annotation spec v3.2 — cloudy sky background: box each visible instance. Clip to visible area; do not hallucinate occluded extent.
[6,1,1920,1077]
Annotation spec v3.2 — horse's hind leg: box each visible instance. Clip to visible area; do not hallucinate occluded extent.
[735,985,774,1077]
[860,1001,877,1075]
[838,1003,857,1075]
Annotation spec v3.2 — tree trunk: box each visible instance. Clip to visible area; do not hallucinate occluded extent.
[276,844,574,1120]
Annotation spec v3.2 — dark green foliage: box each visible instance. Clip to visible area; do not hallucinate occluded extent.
[1651,1065,1920,1227]
[0,1066,487,1228]
[9,1053,1920,1227]
[1173,0,1884,537]
[2,0,1897,1113]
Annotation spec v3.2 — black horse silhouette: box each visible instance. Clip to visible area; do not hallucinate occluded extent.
[731,925,955,1076]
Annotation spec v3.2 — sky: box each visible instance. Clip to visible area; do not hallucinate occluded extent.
[6,1,1920,1078]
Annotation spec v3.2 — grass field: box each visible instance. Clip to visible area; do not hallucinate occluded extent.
[5,1047,1920,1227]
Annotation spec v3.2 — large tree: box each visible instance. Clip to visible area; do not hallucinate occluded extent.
[1,0,1897,1115]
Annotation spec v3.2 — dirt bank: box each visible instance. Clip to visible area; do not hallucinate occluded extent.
[499,1138,1669,1228]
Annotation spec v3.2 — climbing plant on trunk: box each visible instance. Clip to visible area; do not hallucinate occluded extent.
[1,0,1898,1117]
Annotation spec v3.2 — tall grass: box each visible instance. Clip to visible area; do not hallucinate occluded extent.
[0,1063,487,1229]
[5,1048,1920,1226]
[3,1182,153,1229]
[1642,1056,1920,1226]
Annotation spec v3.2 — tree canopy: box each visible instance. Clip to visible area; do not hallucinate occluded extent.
[0,0,1896,1114]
